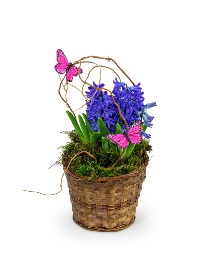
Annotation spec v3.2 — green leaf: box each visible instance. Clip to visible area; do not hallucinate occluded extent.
[109,142,118,154]
[119,116,123,127]
[142,124,147,132]
[101,137,109,153]
[90,132,101,144]
[120,149,126,159]
[82,113,93,138]
[66,110,84,142]
[115,123,122,134]
[78,114,90,143]
[98,117,109,136]
[122,144,136,159]
[101,136,118,154]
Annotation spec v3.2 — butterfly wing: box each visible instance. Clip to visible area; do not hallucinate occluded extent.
[54,49,69,74]
[107,134,129,149]
[127,122,142,144]
[66,66,78,82]
[66,66,83,82]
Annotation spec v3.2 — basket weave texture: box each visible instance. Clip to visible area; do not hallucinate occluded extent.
[65,166,146,232]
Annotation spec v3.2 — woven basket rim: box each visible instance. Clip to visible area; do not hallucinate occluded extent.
[66,164,146,183]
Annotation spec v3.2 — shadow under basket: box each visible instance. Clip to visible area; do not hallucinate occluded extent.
[65,166,146,232]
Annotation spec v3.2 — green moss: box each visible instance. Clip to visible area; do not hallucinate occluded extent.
[61,130,152,179]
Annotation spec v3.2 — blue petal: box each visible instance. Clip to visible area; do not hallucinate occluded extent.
[144,111,154,122]
[142,115,153,127]
[142,131,151,139]
[145,102,157,109]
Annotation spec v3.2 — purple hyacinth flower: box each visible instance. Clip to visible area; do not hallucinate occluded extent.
[85,82,105,98]
[142,131,151,139]
[113,78,145,127]
[85,78,156,137]
[86,81,119,132]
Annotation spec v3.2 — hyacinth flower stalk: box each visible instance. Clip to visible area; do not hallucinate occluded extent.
[112,78,145,129]
[138,101,157,138]
[84,79,156,158]
[86,79,148,132]
[86,82,119,132]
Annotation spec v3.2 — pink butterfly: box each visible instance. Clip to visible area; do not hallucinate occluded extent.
[54,49,82,82]
[107,122,142,149]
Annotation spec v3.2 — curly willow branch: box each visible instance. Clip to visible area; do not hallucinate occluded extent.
[77,64,129,130]
[81,63,122,96]
[75,61,101,98]
[65,151,97,173]
[73,55,135,85]
[22,151,97,196]
[58,55,135,130]
[75,61,123,112]
[61,61,102,112]
[58,74,76,118]
[77,60,102,99]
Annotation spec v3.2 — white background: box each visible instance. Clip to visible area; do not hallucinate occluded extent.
[0,0,211,255]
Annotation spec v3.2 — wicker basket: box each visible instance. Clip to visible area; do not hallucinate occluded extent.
[65,166,146,232]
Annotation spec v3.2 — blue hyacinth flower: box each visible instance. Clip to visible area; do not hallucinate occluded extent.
[145,102,157,109]
[142,131,151,139]
[143,111,154,122]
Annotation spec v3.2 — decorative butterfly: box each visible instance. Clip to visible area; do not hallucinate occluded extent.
[107,122,142,149]
[54,49,82,82]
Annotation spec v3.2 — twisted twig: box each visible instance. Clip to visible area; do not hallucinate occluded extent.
[58,55,134,130]
[77,68,129,130]
[65,151,97,174]
[22,151,97,196]
[58,74,76,117]
[73,55,135,85]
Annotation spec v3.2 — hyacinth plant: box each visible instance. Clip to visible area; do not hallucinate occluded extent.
[55,49,156,178]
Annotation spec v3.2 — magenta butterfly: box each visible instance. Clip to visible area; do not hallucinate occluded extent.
[107,122,142,149]
[54,49,82,82]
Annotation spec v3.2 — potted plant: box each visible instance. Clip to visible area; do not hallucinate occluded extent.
[55,49,156,231]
